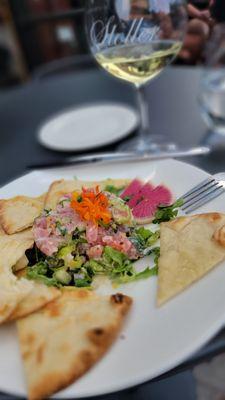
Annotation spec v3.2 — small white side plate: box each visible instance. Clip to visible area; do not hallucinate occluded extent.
[38,103,139,152]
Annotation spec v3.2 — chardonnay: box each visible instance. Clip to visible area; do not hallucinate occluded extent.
[95,41,182,85]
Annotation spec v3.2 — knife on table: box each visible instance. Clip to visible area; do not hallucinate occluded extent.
[27,146,210,170]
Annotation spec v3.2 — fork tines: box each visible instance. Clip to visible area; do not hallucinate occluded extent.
[180,177,225,214]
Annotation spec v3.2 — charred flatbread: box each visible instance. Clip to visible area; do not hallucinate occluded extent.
[17,289,132,400]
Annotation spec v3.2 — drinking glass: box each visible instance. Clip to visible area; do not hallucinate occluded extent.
[199,24,225,138]
[85,0,187,152]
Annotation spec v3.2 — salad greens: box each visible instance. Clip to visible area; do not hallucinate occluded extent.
[26,261,60,287]
[130,227,160,255]
[26,227,160,288]
[104,184,125,196]
[152,199,183,224]
[116,265,158,284]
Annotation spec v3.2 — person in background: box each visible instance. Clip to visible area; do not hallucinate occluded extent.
[210,0,225,23]
[187,3,211,23]
[178,1,211,65]
[0,14,19,87]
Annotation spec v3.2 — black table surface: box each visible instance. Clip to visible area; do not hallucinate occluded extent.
[1,66,225,399]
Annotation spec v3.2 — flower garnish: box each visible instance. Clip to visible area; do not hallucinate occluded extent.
[70,186,112,225]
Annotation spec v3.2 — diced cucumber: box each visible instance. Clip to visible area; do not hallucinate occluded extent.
[53,269,71,285]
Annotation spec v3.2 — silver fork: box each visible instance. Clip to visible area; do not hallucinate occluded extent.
[179,172,225,214]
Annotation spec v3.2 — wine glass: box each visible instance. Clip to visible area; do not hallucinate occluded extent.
[85,0,187,152]
[199,24,225,145]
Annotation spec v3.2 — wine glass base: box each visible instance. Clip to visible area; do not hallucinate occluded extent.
[202,130,225,149]
[118,135,178,153]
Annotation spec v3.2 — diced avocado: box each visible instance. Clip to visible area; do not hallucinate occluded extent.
[69,256,85,270]
[110,197,133,225]
[53,269,71,285]
[57,245,74,258]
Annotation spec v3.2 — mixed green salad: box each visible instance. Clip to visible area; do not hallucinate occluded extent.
[26,183,182,288]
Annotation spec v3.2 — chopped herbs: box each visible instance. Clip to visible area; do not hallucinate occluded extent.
[43,208,52,216]
[152,199,184,224]
[59,198,70,206]
[56,221,68,236]
[123,196,131,202]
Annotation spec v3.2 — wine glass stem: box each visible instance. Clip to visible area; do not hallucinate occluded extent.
[136,84,149,149]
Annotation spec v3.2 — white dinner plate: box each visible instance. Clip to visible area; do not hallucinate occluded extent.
[1,159,225,399]
[38,103,139,151]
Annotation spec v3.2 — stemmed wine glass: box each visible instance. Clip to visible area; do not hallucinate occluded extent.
[85,0,187,152]
[199,24,225,148]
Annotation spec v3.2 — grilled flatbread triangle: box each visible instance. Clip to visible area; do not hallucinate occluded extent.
[0,194,45,234]
[17,289,132,400]
[157,213,225,306]
[0,229,34,323]
[8,281,60,321]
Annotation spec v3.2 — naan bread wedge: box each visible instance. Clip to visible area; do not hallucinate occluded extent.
[0,194,45,234]
[44,179,130,210]
[157,213,225,306]
[17,289,132,400]
[0,229,35,323]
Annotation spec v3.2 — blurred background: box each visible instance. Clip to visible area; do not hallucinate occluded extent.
[0,0,224,89]
[1,2,225,399]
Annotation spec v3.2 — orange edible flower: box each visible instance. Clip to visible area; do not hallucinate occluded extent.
[70,186,112,225]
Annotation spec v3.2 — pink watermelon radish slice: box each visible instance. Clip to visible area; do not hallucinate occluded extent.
[121,179,173,224]
[128,182,154,208]
[132,185,173,224]
[148,185,172,207]
[120,179,143,201]
[132,198,158,224]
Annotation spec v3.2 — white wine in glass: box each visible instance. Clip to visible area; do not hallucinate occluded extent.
[86,0,187,152]
[95,41,182,85]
